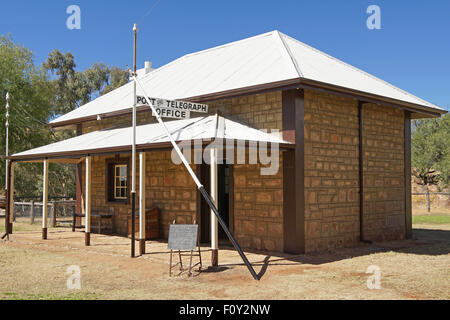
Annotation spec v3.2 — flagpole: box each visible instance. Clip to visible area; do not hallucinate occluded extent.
[5,92,9,193]
[131,24,138,258]
[4,92,10,238]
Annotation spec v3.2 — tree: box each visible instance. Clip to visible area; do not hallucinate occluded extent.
[44,50,129,117]
[41,51,129,198]
[103,67,129,95]
[433,114,450,187]
[0,36,54,197]
[412,114,450,189]
[1,41,130,199]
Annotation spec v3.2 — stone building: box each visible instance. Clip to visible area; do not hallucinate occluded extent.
[7,31,446,259]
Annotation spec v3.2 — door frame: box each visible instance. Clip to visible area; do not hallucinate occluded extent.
[196,164,234,244]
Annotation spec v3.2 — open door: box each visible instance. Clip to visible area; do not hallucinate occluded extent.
[200,164,233,244]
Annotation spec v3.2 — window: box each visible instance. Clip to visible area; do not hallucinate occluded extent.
[106,158,130,203]
[114,165,128,200]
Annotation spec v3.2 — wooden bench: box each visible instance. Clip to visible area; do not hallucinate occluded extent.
[0,197,7,220]
[0,197,6,210]
[72,212,114,234]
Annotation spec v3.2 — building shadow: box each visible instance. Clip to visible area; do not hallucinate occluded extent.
[9,225,448,281]
[220,228,450,279]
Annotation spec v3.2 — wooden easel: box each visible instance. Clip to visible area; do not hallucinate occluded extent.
[169,221,202,277]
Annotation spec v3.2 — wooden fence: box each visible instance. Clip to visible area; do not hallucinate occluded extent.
[12,200,76,227]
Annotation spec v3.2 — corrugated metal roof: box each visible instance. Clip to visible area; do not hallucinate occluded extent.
[50,30,444,126]
[13,115,290,160]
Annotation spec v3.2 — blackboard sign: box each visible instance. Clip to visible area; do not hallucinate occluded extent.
[168,224,199,251]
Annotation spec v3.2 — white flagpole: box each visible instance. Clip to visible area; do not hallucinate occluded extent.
[5,92,9,194]
[131,24,138,258]
[4,92,10,237]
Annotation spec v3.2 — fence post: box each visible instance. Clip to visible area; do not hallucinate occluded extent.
[51,201,56,228]
[63,201,67,217]
[30,200,35,224]
[426,188,430,213]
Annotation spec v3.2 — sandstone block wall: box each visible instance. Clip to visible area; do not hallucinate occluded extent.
[233,154,284,252]
[362,103,406,242]
[303,90,406,252]
[303,90,360,253]
[82,152,197,238]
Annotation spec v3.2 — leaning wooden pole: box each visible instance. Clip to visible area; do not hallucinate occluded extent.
[131,74,260,281]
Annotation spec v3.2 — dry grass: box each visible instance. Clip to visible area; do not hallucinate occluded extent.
[0,220,43,233]
[0,220,449,300]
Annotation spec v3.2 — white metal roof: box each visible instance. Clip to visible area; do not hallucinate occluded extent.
[13,115,290,160]
[50,30,444,126]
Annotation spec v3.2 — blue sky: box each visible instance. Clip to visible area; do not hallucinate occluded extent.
[1,0,449,110]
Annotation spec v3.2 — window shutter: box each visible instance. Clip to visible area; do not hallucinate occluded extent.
[107,163,114,202]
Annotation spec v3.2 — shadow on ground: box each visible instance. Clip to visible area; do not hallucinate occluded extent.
[220,228,450,279]
[3,221,448,281]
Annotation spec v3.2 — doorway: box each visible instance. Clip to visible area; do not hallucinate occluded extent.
[199,164,233,244]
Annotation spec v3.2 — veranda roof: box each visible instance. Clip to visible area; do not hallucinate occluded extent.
[11,115,291,162]
[49,30,445,127]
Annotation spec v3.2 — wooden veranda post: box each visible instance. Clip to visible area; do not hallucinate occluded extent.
[210,148,219,267]
[51,201,56,228]
[85,156,92,246]
[42,160,49,240]
[30,200,35,224]
[139,152,146,255]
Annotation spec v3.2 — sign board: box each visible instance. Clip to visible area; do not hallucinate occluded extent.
[168,224,199,251]
[152,107,190,120]
[136,95,208,120]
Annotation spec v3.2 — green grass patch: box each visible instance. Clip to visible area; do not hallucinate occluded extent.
[413,215,450,225]
[1,291,101,300]
[0,222,47,233]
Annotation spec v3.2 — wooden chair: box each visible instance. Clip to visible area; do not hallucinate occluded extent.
[73,211,115,235]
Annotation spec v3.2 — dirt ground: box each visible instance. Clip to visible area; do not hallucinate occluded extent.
[0,220,449,300]
[413,208,450,215]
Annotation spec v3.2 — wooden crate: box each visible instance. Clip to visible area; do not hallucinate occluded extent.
[128,207,159,240]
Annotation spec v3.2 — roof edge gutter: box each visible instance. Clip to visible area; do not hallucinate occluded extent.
[8,140,295,163]
[299,78,446,118]
[48,78,446,128]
